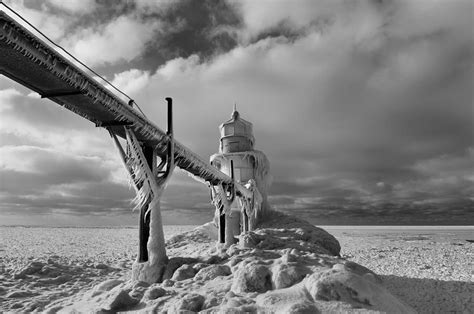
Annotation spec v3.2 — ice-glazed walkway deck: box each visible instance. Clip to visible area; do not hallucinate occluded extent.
[0,10,232,187]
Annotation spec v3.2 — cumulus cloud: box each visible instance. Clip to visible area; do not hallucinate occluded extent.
[134,0,180,13]
[0,0,472,225]
[124,0,472,224]
[2,0,70,40]
[111,69,151,95]
[62,15,161,67]
[45,0,98,14]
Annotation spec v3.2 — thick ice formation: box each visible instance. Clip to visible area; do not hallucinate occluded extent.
[210,150,272,249]
[210,150,272,216]
[115,128,170,283]
[44,211,415,313]
[131,197,168,283]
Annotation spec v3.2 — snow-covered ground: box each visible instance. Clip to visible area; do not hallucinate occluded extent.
[328,226,474,313]
[0,223,472,312]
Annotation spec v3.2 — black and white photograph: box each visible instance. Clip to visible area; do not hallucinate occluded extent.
[0,0,472,312]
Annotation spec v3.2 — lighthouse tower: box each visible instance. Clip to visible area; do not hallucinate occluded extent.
[210,106,270,247]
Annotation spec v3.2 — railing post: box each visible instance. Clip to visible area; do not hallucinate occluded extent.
[165,97,174,176]
[166,97,173,136]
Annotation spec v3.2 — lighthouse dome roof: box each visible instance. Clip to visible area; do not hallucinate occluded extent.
[219,106,254,143]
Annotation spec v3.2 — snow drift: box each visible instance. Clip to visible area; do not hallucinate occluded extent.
[43,211,415,313]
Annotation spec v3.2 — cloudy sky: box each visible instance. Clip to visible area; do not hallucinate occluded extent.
[0,0,472,226]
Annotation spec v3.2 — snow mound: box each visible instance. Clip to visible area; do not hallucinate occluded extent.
[1,256,125,312]
[42,211,414,313]
[258,210,341,256]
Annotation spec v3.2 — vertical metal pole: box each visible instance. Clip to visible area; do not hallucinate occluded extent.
[219,203,226,243]
[166,97,173,136]
[164,97,174,176]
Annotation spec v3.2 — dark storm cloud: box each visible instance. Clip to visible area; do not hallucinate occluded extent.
[151,0,241,55]
[113,0,243,74]
[8,0,243,74]
[270,180,316,196]
[127,0,471,224]
[0,145,134,217]
[0,182,133,216]
[1,0,473,225]
[0,167,105,194]
[275,197,474,225]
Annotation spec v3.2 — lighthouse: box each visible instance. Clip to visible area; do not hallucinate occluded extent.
[210,106,271,247]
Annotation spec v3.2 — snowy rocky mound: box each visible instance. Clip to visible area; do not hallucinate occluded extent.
[45,211,415,313]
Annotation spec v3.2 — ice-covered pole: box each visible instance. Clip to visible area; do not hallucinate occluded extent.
[129,98,175,283]
[146,97,174,266]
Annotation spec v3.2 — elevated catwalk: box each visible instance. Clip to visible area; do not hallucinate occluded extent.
[0,10,232,187]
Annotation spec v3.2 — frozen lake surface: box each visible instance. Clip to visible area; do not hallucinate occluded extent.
[0,225,472,312]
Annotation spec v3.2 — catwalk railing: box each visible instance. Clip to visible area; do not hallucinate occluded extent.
[0,10,246,191]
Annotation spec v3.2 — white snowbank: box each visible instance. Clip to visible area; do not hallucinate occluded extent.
[35,211,416,313]
[2,223,471,313]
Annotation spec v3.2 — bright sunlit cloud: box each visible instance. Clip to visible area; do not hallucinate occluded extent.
[0,0,472,226]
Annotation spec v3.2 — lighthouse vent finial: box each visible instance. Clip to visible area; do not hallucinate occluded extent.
[232,103,239,119]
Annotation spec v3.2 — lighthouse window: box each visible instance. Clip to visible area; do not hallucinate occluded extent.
[228,141,239,152]
[225,125,234,136]
[234,123,244,134]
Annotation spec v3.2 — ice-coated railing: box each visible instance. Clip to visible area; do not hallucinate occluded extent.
[0,9,252,193]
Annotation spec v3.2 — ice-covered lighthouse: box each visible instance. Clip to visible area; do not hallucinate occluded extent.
[210,105,271,247]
